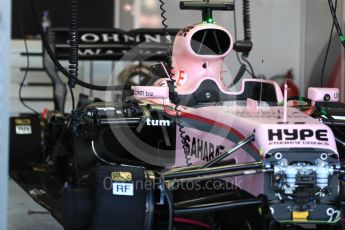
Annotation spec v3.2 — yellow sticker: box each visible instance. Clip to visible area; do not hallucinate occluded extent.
[259,148,265,156]
[292,211,309,220]
[15,118,31,125]
[111,172,132,181]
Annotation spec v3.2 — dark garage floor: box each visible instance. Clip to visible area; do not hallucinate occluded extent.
[7,178,62,230]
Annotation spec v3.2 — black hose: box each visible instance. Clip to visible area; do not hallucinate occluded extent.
[243,0,251,41]
[321,0,336,86]
[242,54,255,77]
[69,86,75,114]
[163,184,174,230]
[18,1,39,114]
[68,0,78,111]
[159,0,168,40]
[29,0,120,91]
[68,0,79,89]
[175,199,262,215]
[158,0,175,100]
[159,0,191,166]
[233,0,254,78]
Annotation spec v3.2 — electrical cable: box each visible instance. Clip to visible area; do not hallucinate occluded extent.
[18,2,39,115]
[29,0,120,91]
[233,0,243,66]
[327,0,345,49]
[232,0,255,78]
[159,0,168,34]
[159,0,192,166]
[242,0,255,77]
[242,54,255,77]
[157,2,180,227]
[321,0,337,86]
[323,0,345,147]
[69,85,75,112]
[91,141,117,166]
[68,0,78,89]
[19,38,40,115]
[163,183,174,230]
[67,0,79,110]
[242,0,251,41]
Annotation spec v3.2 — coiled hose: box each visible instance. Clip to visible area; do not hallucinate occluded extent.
[159,0,192,167]
[243,0,251,41]
[159,0,169,40]
[241,0,255,76]
[68,0,79,89]
[30,0,124,91]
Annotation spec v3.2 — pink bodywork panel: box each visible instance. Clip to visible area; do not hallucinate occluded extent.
[136,23,339,196]
[132,85,169,99]
[307,87,340,103]
[172,23,233,94]
[171,104,338,196]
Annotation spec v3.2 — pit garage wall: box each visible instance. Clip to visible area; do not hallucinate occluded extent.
[304,0,345,102]
[0,0,10,228]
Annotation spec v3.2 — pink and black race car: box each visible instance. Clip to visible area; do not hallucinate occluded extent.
[11,1,345,230]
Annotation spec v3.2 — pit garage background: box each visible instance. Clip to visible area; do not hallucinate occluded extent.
[2,0,345,229]
[9,0,345,115]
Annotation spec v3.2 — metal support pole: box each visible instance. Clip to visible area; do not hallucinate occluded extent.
[163,161,265,181]
[202,134,255,168]
[166,168,267,184]
[174,198,262,215]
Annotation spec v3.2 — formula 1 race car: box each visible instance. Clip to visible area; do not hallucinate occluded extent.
[10,1,345,230]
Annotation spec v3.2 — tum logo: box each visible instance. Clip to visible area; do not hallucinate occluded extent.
[146,118,171,127]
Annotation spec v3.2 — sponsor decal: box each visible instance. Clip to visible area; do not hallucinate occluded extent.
[112,182,134,196]
[185,135,225,162]
[268,129,328,141]
[176,69,188,86]
[146,118,171,127]
[267,129,329,146]
[15,118,31,125]
[80,33,162,44]
[111,171,134,196]
[15,125,32,135]
[134,90,153,97]
[111,172,132,182]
